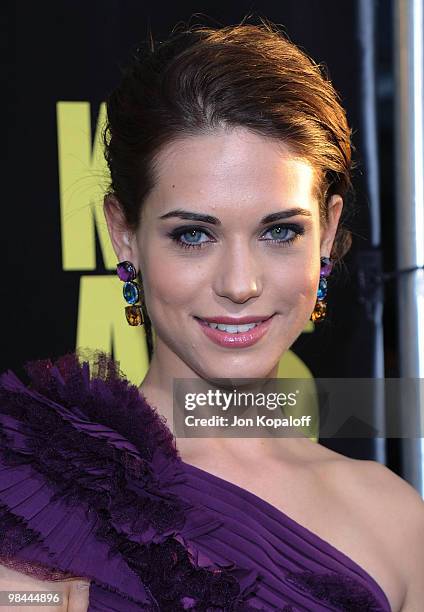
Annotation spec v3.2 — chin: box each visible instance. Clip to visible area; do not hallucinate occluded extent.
[201,360,277,385]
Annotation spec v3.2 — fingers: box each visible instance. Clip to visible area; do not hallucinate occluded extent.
[67,581,90,612]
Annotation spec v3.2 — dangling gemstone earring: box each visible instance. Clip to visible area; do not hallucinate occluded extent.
[116,260,144,326]
[310,256,333,323]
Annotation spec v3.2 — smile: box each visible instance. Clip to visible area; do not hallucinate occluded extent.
[194,315,275,348]
[203,321,263,332]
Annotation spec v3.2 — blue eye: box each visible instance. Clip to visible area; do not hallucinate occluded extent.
[175,228,209,247]
[260,225,302,244]
[167,224,305,250]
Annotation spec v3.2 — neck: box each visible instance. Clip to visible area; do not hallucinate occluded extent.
[137,342,311,462]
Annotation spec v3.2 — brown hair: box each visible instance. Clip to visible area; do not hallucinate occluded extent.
[103,18,356,356]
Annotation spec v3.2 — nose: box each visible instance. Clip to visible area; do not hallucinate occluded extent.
[213,241,263,304]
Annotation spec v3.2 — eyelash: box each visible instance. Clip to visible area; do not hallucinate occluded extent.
[166,224,305,251]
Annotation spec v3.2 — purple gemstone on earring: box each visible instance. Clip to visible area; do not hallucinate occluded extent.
[320,257,333,277]
[117,261,136,282]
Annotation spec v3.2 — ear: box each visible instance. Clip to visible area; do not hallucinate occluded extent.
[320,194,343,256]
[103,195,139,267]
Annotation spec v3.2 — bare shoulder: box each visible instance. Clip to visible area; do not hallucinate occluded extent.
[310,443,422,507]
[0,564,90,611]
[352,459,424,611]
[319,454,424,611]
[335,456,424,521]
[318,452,424,534]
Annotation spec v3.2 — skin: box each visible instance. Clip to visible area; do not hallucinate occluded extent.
[0,565,89,611]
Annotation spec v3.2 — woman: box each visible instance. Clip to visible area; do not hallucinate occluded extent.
[0,19,423,612]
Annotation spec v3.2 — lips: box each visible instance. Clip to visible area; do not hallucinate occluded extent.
[195,314,275,348]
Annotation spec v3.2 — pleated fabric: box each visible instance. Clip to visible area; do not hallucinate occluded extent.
[170,462,391,611]
[0,350,391,612]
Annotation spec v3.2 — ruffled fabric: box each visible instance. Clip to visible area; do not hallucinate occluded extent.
[0,349,262,611]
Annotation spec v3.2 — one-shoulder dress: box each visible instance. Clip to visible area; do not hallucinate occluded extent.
[0,351,392,611]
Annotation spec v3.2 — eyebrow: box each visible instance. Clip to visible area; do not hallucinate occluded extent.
[158,207,312,225]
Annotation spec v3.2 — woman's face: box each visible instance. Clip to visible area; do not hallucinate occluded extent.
[110,127,342,381]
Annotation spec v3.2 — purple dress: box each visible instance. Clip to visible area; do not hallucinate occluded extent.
[0,351,391,612]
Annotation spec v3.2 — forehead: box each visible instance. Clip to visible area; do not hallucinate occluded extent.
[147,127,317,214]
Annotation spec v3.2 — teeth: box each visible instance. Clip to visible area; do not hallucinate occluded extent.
[206,322,262,332]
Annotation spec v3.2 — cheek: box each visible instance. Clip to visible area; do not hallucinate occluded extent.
[297,270,319,301]
[269,265,318,309]
[142,258,204,310]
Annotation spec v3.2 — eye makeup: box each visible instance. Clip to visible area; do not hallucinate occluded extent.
[166,223,306,251]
